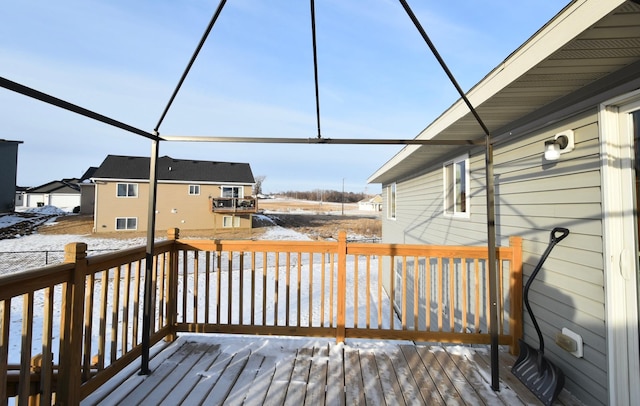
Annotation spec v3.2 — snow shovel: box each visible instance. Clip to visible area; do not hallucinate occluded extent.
[512,227,569,406]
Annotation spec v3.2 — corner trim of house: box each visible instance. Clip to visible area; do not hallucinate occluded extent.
[599,89,640,406]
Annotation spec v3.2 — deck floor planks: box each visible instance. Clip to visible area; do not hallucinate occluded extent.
[358,349,386,405]
[431,346,490,406]
[399,345,446,405]
[304,345,328,406]
[201,349,251,405]
[415,345,465,406]
[387,346,426,405]
[180,344,237,405]
[472,349,545,405]
[223,352,266,406]
[145,343,220,405]
[283,347,313,406]
[158,343,223,405]
[344,348,366,406]
[86,341,174,406]
[90,337,585,406]
[122,340,200,405]
[241,354,277,406]
[326,343,346,406]
[262,352,296,406]
[374,350,408,406]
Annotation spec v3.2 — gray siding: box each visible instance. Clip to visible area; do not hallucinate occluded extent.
[382,110,607,405]
[0,142,20,213]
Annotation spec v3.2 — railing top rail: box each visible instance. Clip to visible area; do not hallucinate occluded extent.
[0,263,74,300]
[176,239,338,253]
[85,240,173,271]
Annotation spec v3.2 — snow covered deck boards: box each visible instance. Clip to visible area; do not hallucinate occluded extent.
[82,335,583,406]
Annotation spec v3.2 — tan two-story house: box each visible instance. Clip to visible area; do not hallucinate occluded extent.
[91,155,256,233]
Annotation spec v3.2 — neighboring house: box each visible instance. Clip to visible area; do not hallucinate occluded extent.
[21,179,81,209]
[14,186,28,209]
[91,155,256,233]
[0,139,23,213]
[78,166,98,215]
[358,195,382,211]
[368,1,640,405]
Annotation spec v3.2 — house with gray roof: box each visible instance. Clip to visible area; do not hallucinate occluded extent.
[90,155,256,233]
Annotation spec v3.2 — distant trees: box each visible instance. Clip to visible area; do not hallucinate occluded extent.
[253,176,266,195]
[278,189,368,203]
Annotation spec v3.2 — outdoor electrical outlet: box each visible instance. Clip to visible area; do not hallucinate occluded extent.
[556,328,583,358]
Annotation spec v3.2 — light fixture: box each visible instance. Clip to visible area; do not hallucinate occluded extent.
[544,130,574,161]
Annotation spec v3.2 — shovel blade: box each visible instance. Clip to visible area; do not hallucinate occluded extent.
[512,340,565,406]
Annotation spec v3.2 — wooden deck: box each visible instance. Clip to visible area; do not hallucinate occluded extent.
[82,334,583,406]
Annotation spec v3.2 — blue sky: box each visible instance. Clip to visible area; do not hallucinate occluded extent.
[1,0,565,194]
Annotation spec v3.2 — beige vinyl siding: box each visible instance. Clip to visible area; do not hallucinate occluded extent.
[95,182,253,232]
[382,110,606,404]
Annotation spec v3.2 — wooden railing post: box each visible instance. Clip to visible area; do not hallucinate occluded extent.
[58,242,88,405]
[509,236,523,354]
[336,231,347,343]
[166,228,180,342]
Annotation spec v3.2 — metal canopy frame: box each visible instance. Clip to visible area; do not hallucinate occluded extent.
[0,0,500,391]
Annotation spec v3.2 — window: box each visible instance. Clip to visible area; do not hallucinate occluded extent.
[116,217,137,230]
[387,183,396,220]
[443,154,469,217]
[189,185,200,195]
[117,183,138,198]
[223,216,241,228]
[222,186,242,198]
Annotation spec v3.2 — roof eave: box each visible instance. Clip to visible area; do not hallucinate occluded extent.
[369,0,629,184]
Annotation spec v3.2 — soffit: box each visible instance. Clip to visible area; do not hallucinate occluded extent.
[369,0,640,184]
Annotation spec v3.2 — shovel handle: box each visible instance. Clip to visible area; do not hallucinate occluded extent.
[550,227,570,245]
[524,227,570,356]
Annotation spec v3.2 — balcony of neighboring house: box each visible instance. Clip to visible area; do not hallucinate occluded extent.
[211,196,257,213]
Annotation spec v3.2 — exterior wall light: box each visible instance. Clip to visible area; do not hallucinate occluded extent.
[544,130,574,161]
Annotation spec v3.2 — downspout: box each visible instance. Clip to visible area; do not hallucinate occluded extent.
[140,137,160,374]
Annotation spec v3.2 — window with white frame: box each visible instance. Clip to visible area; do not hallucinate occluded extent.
[189,185,200,195]
[222,216,241,228]
[443,154,469,217]
[221,186,242,198]
[387,183,396,220]
[115,217,137,230]
[116,183,138,198]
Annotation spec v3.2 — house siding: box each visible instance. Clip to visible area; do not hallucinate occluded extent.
[94,182,253,233]
[382,110,607,404]
[0,141,21,213]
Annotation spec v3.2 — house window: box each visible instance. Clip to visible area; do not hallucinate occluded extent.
[117,183,138,198]
[222,186,242,198]
[189,185,200,195]
[115,217,137,230]
[443,154,469,217]
[223,216,241,228]
[387,183,396,220]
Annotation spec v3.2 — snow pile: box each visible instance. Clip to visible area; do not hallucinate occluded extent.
[0,214,24,228]
[24,205,68,215]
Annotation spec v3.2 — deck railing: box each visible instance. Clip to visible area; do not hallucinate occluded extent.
[0,229,522,405]
[211,197,257,213]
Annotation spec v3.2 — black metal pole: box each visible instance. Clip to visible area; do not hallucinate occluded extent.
[398,0,500,391]
[310,0,322,139]
[154,0,228,132]
[485,139,500,390]
[0,76,160,142]
[140,138,160,375]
